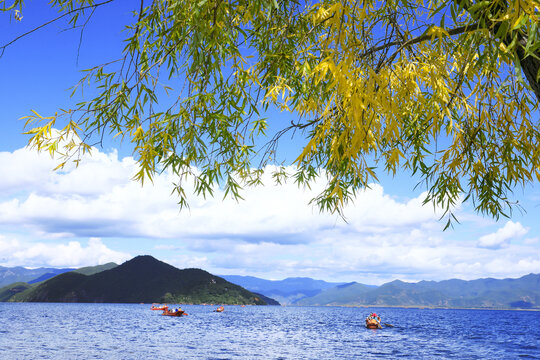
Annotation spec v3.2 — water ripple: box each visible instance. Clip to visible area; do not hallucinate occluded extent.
[0,304,539,359]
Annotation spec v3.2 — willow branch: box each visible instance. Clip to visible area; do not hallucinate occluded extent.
[355,23,481,62]
[0,0,115,57]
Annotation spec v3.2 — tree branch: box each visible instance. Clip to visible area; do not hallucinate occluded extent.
[356,23,481,61]
[0,0,115,57]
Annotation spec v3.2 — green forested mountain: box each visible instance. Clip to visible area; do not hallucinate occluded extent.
[0,282,32,302]
[295,274,540,309]
[11,256,268,305]
[252,292,280,306]
[3,258,537,309]
[72,262,117,276]
[0,263,119,302]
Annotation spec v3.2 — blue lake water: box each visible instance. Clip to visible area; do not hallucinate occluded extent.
[0,303,539,359]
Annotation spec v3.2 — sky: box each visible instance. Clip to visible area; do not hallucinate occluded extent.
[0,2,539,285]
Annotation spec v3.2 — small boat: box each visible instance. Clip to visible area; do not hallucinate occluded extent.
[365,318,381,329]
[162,307,188,317]
[214,306,224,312]
[151,304,168,311]
[365,312,382,329]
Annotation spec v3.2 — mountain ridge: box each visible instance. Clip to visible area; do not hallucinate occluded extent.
[295,273,540,309]
[0,266,75,287]
[1,260,538,309]
[9,256,270,305]
[221,275,346,305]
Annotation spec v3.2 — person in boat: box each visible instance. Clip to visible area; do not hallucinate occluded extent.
[366,313,382,328]
[367,313,380,321]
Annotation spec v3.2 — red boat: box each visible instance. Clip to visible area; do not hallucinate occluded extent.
[365,318,381,329]
[214,306,224,312]
[162,307,188,316]
[150,304,168,311]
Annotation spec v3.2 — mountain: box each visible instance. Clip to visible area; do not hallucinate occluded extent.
[222,275,346,305]
[0,263,119,302]
[252,292,280,305]
[295,274,540,309]
[72,262,117,276]
[11,256,268,305]
[0,263,117,287]
[296,282,376,306]
[0,282,32,302]
[0,266,75,287]
[3,258,538,308]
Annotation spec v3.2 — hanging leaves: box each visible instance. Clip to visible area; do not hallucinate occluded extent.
[4,0,540,223]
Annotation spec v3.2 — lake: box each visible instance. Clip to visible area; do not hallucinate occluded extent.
[1,303,539,359]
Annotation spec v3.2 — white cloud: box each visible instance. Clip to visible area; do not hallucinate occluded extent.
[0,146,539,283]
[0,149,56,194]
[477,221,528,249]
[0,147,442,242]
[0,235,131,268]
[524,237,539,245]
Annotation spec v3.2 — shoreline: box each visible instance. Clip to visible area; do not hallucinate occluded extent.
[282,304,540,311]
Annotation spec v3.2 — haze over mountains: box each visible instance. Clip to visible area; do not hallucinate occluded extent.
[221,275,349,305]
[1,258,539,309]
[0,266,75,287]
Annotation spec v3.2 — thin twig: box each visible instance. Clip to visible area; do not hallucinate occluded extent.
[0,0,115,57]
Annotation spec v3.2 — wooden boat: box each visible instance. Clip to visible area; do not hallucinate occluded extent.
[151,304,168,311]
[162,308,188,317]
[366,318,381,329]
[214,306,224,312]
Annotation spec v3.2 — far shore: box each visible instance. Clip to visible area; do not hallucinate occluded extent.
[283,304,540,312]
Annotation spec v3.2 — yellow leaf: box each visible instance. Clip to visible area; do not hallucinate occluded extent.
[512,13,525,30]
[31,110,43,119]
[53,162,66,171]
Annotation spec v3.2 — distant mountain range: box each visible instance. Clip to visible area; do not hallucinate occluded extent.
[1,256,273,305]
[221,275,348,305]
[293,274,540,309]
[0,266,75,287]
[1,259,539,309]
[224,274,540,309]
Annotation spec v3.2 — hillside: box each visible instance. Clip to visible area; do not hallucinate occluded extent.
[12,256,268,305]
[252,292,280,305]
[0,263,117,288]
[296,282,376,306]
[73,262,118,276]
[295,274,540,309]
[222,275,345,305]
[1,263,121,302]
[0,282,32,302]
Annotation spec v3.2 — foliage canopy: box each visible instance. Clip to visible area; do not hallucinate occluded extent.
[2,0,540,226]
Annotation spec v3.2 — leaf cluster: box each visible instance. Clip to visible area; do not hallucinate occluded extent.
[4,0,540,224]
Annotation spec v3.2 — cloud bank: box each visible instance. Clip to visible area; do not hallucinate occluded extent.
[0,146,539,283]
[0,235,130,268]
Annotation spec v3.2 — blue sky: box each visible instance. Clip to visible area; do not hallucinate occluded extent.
[0,2,539,284]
